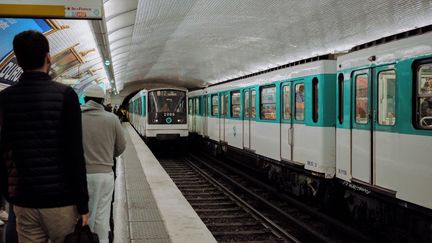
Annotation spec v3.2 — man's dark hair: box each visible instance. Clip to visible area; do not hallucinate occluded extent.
[13,30,49,71]
[84,97,104,104]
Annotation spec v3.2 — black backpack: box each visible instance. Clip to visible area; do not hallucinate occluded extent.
[64,219,99,243]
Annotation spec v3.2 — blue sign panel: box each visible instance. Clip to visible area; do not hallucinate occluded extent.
[0,18,52,61]
[0,18,52,85]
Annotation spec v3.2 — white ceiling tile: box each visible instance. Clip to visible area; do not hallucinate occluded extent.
[108,26,134,43]
[104,0,138,20]
[111,46,131,57]
[104,0,432,91]
[106,10,136,34]
[110,37,132,51]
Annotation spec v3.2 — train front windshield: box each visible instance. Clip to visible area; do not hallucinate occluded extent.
[148,90,187,124]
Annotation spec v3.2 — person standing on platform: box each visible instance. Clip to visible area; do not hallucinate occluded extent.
[81,84,126,243]
[0,30,89,243]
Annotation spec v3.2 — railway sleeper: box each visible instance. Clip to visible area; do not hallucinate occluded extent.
[195,207,242,213]
[200,213,250,219]
[206,222,261,227]
[183,192,223,196]
[176,184,214,189]
[186,196,228,201]
[211,230,269,236]
[190,202,233,207]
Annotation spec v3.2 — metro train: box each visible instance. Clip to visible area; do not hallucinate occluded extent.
[129,88,188,140]
[188,30,432,235]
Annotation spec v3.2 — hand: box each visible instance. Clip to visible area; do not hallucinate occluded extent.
[81,213,89,226]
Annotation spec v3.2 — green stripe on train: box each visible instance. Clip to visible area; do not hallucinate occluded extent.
[336,53,432,136]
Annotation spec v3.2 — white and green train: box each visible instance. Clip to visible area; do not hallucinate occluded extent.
[129,88,188,140]
[188,30,432,235]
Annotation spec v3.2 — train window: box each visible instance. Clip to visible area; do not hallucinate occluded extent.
[148,90,186,114]
[355,74,369,124]
[260,86,276,120]
[417,63,432,129]
[194,98,199,116]
[251,90,256,118]
[211,95,219,116]
[134,100,138,114]
[282,85,291,120]
[231,91,241,118]
[312,78,319,123]
[132,101,135,114]
[222,94,228,117]
[203,96,207,116]
[244,90,250,118]
[143,96,146,116]
[188,98,193,115]
[338,73,344,124]
[138,98,142,116]
[378,70,396,126]
[200,97,204,115]
[295,83,305,120]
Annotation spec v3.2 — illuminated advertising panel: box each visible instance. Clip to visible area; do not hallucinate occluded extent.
[0,18,53,84]
[0,0,102,19]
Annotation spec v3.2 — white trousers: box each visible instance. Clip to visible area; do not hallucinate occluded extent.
[87,172,114,243]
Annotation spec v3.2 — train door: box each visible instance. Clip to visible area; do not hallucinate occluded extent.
[193,97,199,133]
[351,67,397,184]
[190,98,195,132]
[280,82,293,160]
[243,89,250,148]
[211,94,220,141]
[250,89,256,150]
[188,98,193,131]
[243,89,251,149]
[220,92,228,142]
[141,95,147,136]
[351,69,372,183]
[243,89,256,150]
[203,95,208,136]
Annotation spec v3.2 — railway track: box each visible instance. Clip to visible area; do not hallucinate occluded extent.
[187,152,372,242]
[159,158,297,242]
[152,136,371,242]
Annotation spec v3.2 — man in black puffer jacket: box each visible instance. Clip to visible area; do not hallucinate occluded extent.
[0,30,89,243]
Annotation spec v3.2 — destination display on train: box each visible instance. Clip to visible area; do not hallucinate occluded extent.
[0,0,102,19]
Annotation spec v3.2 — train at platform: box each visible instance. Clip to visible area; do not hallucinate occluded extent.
[187,29,432,234]
[129,88,188,141]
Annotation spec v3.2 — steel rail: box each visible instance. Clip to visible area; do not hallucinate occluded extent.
[184,158,300,243]
[189,153,365,242]
[192,152,371,242]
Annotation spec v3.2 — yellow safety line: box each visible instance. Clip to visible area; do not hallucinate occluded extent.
[0,4,64,18]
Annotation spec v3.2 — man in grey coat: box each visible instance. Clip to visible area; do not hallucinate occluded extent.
[81,85,126,243]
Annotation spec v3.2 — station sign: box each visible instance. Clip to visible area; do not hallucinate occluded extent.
[0,0,102,19]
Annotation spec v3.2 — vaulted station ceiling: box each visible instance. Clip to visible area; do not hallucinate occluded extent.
[102,0,432,97]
